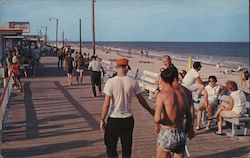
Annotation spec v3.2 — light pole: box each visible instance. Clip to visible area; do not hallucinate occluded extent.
[92,0,95,55]
[79,18,82,54]
[49,17,58,48]
[37,29,40,42]
[41,26,47,45]
[62,31,64,46]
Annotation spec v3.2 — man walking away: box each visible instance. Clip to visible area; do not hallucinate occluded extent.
[88,55,104,97]
[100,58,154,158]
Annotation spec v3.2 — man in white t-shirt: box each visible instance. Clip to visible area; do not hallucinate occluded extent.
[182,62,205,102]
[88,55,104,97]
[100,58,154,158]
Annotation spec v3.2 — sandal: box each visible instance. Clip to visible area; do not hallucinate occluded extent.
[205,127,210,130]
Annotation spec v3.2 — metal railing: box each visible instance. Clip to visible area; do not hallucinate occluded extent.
[0,67,13,143]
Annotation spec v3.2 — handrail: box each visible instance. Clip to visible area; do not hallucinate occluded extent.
[0,70,13,133]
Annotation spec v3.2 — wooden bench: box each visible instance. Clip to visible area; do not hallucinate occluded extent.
[101,60,115,83]
[138,70,159,99]
[224,101,250,137]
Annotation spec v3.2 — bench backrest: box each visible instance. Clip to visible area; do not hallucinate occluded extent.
[141,70,159,84]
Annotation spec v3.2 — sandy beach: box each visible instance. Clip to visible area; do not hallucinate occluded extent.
[62,43,249,93]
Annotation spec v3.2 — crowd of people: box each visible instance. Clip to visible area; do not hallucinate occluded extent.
[99,54,247,158]
[55,45,105,98]
[6,44,42,92]
[7,44,248,157]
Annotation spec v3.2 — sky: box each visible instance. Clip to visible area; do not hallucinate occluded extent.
[0,0,249,42]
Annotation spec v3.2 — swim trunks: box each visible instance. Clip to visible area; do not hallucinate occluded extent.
[157,127,186,153]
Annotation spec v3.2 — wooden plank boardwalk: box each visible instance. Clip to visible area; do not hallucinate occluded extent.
[1,56,250,158]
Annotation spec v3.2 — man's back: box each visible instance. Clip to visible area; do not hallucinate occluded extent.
[158,87,187,129]
[103,75,140,118]
[182,68,199,86]
[88,60,102,72]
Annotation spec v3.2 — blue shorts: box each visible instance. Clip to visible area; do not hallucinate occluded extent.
[157,127,186,153]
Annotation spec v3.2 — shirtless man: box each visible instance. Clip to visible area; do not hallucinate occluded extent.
[170,66,195,139]
[154,68,193,158]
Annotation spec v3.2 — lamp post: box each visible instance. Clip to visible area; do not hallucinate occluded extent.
[41,26,47,45]
[92,0,95,55]
[49,17,58,48]
[79,18,82,54]
[37,29,40,42]
[62,31,64,46]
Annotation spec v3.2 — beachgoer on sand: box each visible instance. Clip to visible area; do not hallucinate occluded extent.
[240,68,249,89]
[100,58,154,158]
[154,67,193,158]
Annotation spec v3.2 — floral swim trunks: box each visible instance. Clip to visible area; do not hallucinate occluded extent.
[157,127,186,153]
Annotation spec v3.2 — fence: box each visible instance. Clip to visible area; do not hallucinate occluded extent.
[0,67,13,143]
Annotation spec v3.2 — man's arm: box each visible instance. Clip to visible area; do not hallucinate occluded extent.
[136,93,154,116]
[100,95,111,132]
[154,93,165,134]
[154,94,163,123]
[196,76,203,85]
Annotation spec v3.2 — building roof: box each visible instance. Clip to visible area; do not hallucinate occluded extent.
[0,28,23,35]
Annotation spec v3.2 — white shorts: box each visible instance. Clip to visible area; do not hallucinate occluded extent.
[77,69,84,73]
[220,110,241,118]
[182,83,199,92]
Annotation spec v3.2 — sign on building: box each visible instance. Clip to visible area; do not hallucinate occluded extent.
[6,22,30,33]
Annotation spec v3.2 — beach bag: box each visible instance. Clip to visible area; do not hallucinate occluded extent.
[244,71,249,80]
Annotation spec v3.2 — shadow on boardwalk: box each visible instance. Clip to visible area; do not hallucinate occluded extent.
[1,56,250,158]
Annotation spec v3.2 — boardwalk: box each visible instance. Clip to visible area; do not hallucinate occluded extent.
[1,56,250,158]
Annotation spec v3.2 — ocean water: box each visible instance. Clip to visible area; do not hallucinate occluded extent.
[73,42,249,68]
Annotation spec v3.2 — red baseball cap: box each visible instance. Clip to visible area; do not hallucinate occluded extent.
[116,58,131,70]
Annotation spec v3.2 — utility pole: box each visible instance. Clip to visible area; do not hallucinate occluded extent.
[41,26,47,45]
[49,17,59,48]
[45,26,47,45]
[79,18,82,54]
[62,31,64,46]
[92,0,95,55]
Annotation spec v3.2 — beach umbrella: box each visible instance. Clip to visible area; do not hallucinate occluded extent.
[186,56,192,71]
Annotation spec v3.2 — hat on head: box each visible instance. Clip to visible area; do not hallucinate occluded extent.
[193,62,202,69]
[116,58,131,70]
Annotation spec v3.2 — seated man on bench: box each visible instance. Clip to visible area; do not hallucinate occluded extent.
[211,80,247,135]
